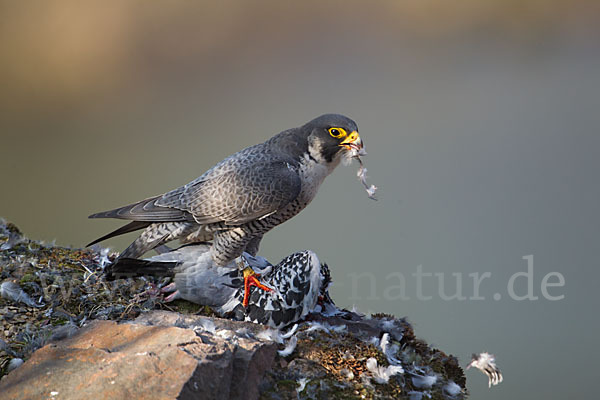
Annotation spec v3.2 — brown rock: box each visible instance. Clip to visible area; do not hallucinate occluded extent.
[0,317,277,400]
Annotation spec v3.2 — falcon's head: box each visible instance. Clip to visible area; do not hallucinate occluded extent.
[304,114,364,164]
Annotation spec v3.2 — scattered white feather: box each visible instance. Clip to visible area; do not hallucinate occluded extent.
[296,377,308,394]
[467,352,503,387]
[193,318,216,335]
[304,321,331,334]
[367,336,380,346]
[303,321,345,334]
[257,328,284,343]
[0,281,43,308]
[443,381,462,397]
[341,368,355,380]
[278,335,298,357]
[95,247,112,270]
[281,324,298,339]
[350,304,364,315]
[38,239,57,248]
[349,146,367,158]
[7,358,23,372]
[0,241,14,251]
[379,333,402,365]
[411,373,437,389]
[216,329,234,340]
[366,357,404,384]
[235,328,253,338]
[379,319,397,332]
[379,332,391,350]
[411,365,426,375]
[330,324,347,333]
[316,301,340,316]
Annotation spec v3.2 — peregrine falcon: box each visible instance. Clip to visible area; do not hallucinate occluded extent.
[106,244,333,329]
[88,114,364,265]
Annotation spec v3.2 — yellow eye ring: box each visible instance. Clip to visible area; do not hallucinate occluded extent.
[328,127,347,138]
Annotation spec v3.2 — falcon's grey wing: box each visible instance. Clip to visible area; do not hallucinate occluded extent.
[88,195,194,222]
[156,159,302,225]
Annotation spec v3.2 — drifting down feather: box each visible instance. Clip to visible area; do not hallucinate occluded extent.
[467,352,503,387]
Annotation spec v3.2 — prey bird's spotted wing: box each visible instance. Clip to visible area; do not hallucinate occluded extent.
[156,158,302,225]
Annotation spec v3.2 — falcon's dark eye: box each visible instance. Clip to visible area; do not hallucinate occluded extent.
[328,127,347,138]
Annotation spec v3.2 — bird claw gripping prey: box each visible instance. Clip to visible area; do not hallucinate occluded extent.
[236,255,274,307]
[241,268,273,307]
[87,114,367,265]
[105,245,334,329]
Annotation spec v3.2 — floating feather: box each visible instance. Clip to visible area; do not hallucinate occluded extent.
[355,156,378,200]
[467,352,503,387]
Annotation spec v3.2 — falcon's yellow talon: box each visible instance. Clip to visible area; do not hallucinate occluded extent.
[242,267,272,307]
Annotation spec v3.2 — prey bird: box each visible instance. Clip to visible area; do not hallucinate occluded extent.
[88,114,364,266]
[106,244,333,329]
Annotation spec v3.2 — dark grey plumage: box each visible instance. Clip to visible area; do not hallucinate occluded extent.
[88,114,363,265]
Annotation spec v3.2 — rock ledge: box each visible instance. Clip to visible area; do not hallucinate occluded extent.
[0,221,466,399]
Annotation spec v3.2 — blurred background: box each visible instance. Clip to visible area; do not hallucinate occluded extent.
[1,1,599,398]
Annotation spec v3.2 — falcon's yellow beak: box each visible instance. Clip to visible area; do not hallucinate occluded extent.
[339,131,363,152]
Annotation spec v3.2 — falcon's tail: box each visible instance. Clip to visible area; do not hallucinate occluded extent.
[87,195,195,247]
[86,220,151,247]
[105,258,178,281]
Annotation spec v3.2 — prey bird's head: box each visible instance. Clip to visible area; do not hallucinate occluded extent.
[303,114,364,164]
